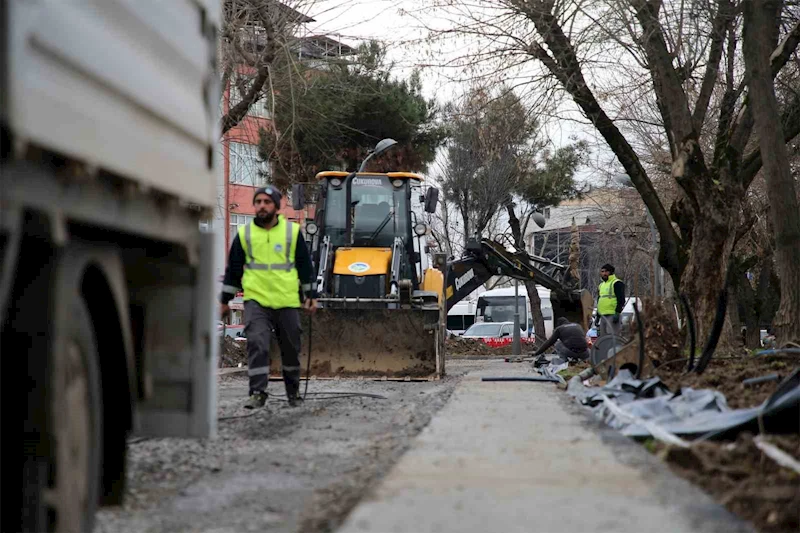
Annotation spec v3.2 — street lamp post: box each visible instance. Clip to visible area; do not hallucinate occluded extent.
[358,138,397,172]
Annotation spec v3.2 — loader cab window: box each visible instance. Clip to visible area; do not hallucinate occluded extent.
[324,175,410,247]
[323,181,348,245]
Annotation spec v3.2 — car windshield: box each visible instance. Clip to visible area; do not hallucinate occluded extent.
[463,323,503,337]
[323,175,409,247]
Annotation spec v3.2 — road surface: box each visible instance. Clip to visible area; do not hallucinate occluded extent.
[94,359,750,533]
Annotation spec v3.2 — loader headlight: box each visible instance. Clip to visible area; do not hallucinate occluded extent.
[305,222,318,236]
[414,222,428,236]
[330,178,342,188]
[392,179,404,188]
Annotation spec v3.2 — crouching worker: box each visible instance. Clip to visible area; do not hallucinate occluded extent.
[219,186,318,409]
[531,317,589,361]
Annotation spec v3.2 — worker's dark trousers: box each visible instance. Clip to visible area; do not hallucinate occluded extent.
[598,315,622,338]
[244,300,302,397]
[554,340,589,361]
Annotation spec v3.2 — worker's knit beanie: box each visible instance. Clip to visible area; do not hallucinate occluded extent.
[253,186,282,207]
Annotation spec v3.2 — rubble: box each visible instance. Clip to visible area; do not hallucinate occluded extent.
[219,337,247,368]
[445,337,519,356]
[565,345,800,533]
[638,298,683,365]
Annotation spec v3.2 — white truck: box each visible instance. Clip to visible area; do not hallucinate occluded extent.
[1,1,220,531]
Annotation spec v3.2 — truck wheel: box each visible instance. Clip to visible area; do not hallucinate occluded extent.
[25,295,102,532]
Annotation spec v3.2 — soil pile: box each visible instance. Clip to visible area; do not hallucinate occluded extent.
[657,433,800,532]
[654,354,797,409]
[639,298,682,365]
[648,352,800,531]
[446,337,518,356]
[219,337,247,368]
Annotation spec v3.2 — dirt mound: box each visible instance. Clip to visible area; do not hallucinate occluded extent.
[446,337,518,356]
[638,298,682,365]
[657,433,800,532]
[219,336,247,368]
[648,353,800,531]
[654,354,797,409]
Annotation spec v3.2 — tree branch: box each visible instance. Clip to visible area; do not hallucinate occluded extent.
[713,24,740,169]
[729,18,800,154]
[219,2,279,136]
[631,0,697,149]
[739,97,800,188]
[519,1,684,278]
[770,19,800,77]
[692,0,735,130]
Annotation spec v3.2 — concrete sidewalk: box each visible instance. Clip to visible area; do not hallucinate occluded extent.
[337,361,752,533]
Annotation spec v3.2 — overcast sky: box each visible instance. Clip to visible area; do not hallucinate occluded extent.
[305,0,455,100]
[302,0,624,186]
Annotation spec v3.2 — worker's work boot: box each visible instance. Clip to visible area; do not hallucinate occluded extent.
[244,391,268,409]
[287,392,304,407]
[285,381,303,407]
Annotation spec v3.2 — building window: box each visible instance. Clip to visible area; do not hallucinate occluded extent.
[230,83,273,119]
[229,142,270,186]
[544,207,551,219]
[230,214,255,244]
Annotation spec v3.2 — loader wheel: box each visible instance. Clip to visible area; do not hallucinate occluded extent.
[23,295,102,532]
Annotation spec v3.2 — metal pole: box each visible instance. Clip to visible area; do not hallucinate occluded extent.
[512,280,521,356]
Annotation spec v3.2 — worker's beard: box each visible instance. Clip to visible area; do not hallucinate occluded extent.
[255,210,276,227]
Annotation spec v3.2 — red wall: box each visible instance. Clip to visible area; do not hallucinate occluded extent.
[229,184,315,221]
[221,83,316,254]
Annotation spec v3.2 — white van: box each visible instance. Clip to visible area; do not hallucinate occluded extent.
[475,286,554,338]
[447,300,477,336]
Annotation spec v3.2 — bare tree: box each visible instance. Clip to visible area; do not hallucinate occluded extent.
[421,0,800,340]
[219,0,315,136]
[742,0,800,345]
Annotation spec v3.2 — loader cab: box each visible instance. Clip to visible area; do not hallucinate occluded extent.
[321,172,411,248]
[300,171,437,299]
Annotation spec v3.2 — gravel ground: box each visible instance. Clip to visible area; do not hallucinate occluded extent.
[93,360,489,533]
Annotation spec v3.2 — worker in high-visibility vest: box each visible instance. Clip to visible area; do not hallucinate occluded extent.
[219,186,317,409]
[595,263,625,338]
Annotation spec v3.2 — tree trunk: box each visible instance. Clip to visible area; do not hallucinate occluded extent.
[756,255,781,329]
[743,0,800,345]
[460,203,471,249]
[725,283,744,350]
[524,281,546,341]
[678,205,741,346]
[738,273,762,349]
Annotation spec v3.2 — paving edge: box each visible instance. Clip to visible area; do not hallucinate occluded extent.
[556,390,756,533]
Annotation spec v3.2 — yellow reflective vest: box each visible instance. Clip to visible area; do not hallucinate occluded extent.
[597,274,621,316]
[238,216,301,309]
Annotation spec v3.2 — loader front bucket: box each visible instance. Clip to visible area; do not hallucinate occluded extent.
[269,305,444,380]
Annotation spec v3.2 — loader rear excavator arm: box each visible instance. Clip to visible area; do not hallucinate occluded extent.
[444,238,593,329]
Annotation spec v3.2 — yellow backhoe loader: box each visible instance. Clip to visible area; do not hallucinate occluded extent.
[283,139,593,380]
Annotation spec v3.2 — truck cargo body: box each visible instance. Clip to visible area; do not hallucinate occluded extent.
[1,1,221,530]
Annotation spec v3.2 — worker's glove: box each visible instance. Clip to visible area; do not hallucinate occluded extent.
[612,313,620,325]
